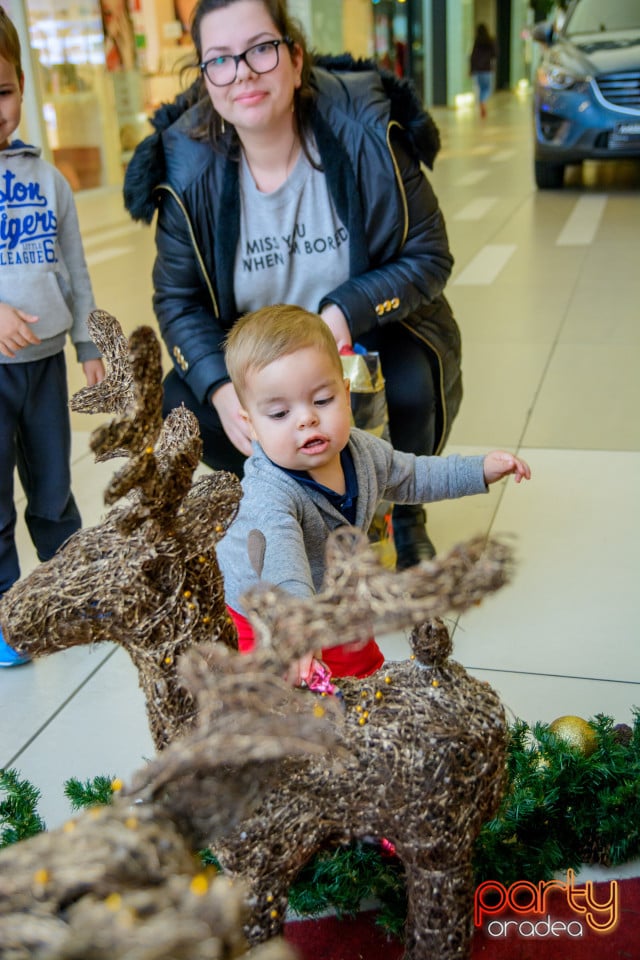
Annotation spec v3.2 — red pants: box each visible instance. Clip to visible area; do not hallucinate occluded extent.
[228,606,384,679]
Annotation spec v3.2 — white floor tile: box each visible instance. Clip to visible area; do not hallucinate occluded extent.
[454,448,640,687]
[5,646,154,831]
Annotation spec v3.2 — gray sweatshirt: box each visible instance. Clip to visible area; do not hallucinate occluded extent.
[217,428,488,615]
[0,140,99,363]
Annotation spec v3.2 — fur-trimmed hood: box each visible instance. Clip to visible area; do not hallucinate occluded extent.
[124,55,440,224]
[313,54,440,168]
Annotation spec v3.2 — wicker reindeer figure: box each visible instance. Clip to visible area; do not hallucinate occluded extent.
[0,315,512,959]
[0,313,241,749]
[0,642,341,960]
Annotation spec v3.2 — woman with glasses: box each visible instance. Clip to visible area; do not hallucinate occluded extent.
[125,0,462,572]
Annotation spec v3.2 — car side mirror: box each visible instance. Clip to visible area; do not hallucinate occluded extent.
[532,20,555,46]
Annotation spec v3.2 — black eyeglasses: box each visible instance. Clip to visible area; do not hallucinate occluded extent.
[200,37,293,87]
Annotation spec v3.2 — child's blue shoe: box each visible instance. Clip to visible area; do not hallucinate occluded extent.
[0,627,31,667]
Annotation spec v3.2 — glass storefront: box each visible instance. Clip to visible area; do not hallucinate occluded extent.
[371,0,424,95]
[11,0,189,190]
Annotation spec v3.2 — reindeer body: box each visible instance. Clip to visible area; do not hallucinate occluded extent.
[215,621,507,959]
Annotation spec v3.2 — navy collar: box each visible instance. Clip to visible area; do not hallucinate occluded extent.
[279,446,358,523]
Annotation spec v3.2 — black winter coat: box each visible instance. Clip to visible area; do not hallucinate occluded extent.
[124,59,462,453]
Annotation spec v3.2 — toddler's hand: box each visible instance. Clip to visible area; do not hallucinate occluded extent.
[483,450,531,485]
[284,652,323,688]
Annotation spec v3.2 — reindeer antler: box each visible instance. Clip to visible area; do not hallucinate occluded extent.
[70,309,135,438]
[241,528,513,668]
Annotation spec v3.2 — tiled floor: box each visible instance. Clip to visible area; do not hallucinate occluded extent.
[2,91,639,833]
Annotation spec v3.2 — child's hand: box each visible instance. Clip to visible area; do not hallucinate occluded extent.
[483,450,531,485]
[284,652,323,687]
[0,304,40,358]
[82,358,106,386]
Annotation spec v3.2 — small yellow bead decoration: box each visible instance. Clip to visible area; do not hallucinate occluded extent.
[384,675,392,685]
[358,716,366,726]
[266,894,274,903]
[106,892,122,911]
[356,705,363,713]
[270,909,279,919]
[164,655,173,665]
[410,654,416,660]
[33,869,49,886]
[111,778,123,793]
[313,704,325,718]
[125,817,138,830]
[375,691,383,701]
[431,679,440,688]
[63,820,76,833]
[187,602,195,610]
[202,616,211,624]
[361,691,368,699]
[198,555,207,563]
[190,874,209,896]
[183,590,192,599]
[145,446,154,455]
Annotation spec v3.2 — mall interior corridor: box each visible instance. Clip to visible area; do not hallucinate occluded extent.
[2,90,639,846]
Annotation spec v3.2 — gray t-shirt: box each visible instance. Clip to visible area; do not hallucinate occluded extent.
[234,139,350,314]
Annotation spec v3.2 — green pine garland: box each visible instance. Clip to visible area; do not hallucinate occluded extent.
[288,841,407,937]
[64,775,118,811]
[2,712,639,937]
[0,768,46,847]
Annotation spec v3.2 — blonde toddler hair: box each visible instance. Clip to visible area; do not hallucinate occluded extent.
[225,304,343,405]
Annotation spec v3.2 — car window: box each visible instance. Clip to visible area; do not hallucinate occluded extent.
[566,0,640,36]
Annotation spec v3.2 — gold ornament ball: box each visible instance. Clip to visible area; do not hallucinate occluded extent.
[549,715,597,756]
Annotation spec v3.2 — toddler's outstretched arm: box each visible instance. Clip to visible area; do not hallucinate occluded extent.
[483,450,531,485]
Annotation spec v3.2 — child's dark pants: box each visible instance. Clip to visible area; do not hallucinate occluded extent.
[0,352,81,594]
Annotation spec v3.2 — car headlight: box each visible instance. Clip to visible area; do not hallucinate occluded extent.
[536,64,581,90]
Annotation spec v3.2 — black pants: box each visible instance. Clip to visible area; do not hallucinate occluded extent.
[163,322,437,476]
[0,353,81,594]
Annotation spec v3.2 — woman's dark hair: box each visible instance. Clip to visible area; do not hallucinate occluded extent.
[475,22,492,44]
[184,0,315,152]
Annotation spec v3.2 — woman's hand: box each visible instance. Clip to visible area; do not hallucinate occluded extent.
[210,381,253,456]
[483,450,531,485]
[320,303,352,351]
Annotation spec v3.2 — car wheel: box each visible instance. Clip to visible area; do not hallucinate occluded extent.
[535,160,565,189]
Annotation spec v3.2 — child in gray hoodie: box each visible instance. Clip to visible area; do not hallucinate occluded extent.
[217,304,530,684]
[0,8,104,666]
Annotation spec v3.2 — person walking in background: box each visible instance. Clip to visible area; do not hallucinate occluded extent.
[0,8,105,667]
[470,23,497,119]
[124,0,462,572]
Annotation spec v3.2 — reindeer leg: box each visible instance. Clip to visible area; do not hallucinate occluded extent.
[399,849,475,960]
[218,798,331,945]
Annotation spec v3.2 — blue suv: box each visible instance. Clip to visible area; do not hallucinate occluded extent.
[533,0,640,188]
